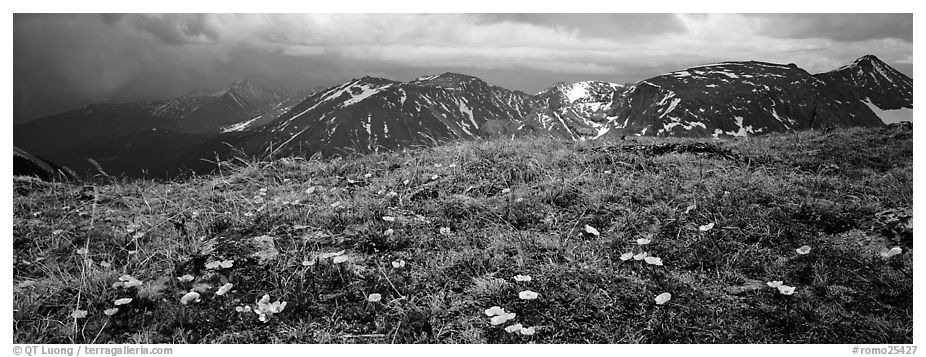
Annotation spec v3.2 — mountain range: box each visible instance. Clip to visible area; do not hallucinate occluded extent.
[13,55,913,179]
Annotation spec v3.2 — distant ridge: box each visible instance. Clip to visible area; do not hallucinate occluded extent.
[13,55,912,178]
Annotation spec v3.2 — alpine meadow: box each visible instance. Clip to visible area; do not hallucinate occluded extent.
[12,13,914,346]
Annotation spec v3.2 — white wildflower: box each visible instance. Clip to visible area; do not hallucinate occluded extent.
[216,283,234,296]
[180,291,201,305]
[655,292,672,305]
[70,310,88,319]
[485,306,506,316]
[778,285,796,295]
[644,256,663,266]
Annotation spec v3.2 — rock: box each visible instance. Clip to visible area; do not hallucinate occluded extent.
[249,235,280,264]
[887,121,912,131]
[724,278,768,296]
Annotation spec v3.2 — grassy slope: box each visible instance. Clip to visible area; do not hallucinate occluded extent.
[13,126,913,344]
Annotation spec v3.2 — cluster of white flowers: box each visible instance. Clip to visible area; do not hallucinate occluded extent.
[485,306,517,326]
[619,235,663,266]
[113,275,143,289]
[230,293,289,322]
[766,281,796,295]
[504,323,536,336]
[482,274,541,336]
[205,259,234,270]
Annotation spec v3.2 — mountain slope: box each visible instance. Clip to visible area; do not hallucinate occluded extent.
[606,59,892,137]
[173,80,290,133]
[815,55,913,110]
[12,55,912,178]
[232,55,909,160]
[529,81,629,139]
[13,81,301,177]
[232,73,539,158]
[813,55,913,124]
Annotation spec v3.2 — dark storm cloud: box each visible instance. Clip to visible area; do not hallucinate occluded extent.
[475,13,687,39]
[14,14,234,121]
[751,13,913,42]
[13,13,913,123]
[103,13,224,45]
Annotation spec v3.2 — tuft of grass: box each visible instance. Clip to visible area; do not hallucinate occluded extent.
[13,126,912,343]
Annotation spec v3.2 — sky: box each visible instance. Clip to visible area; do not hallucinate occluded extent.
[13,13,913,122]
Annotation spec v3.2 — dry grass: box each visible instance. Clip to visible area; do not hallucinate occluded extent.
[13,126,912,343]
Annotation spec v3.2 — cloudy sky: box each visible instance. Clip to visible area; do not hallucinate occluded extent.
[13,13,913,122]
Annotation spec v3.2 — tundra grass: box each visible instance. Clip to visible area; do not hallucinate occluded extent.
[12,126,912,343]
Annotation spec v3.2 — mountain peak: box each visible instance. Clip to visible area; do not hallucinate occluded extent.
[409,72,486,90]
[351,76,398,88]
[540,81,625,104]
[817,54,912,111]
[832,54,894,73]
[855,54,885,64]
[436,72,478,80]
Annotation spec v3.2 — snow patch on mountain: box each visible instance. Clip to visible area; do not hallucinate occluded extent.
[221,115,261,132]
[862,98,913,124]
[271,126,310,155]
[663,120,706,133]
[458,99,478,130]
[414,74,439,82]
[342,83,394,107]
[662,98,681,117]
[711,116,762,137]
[593,124,611,139]
[564,82,592,103]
